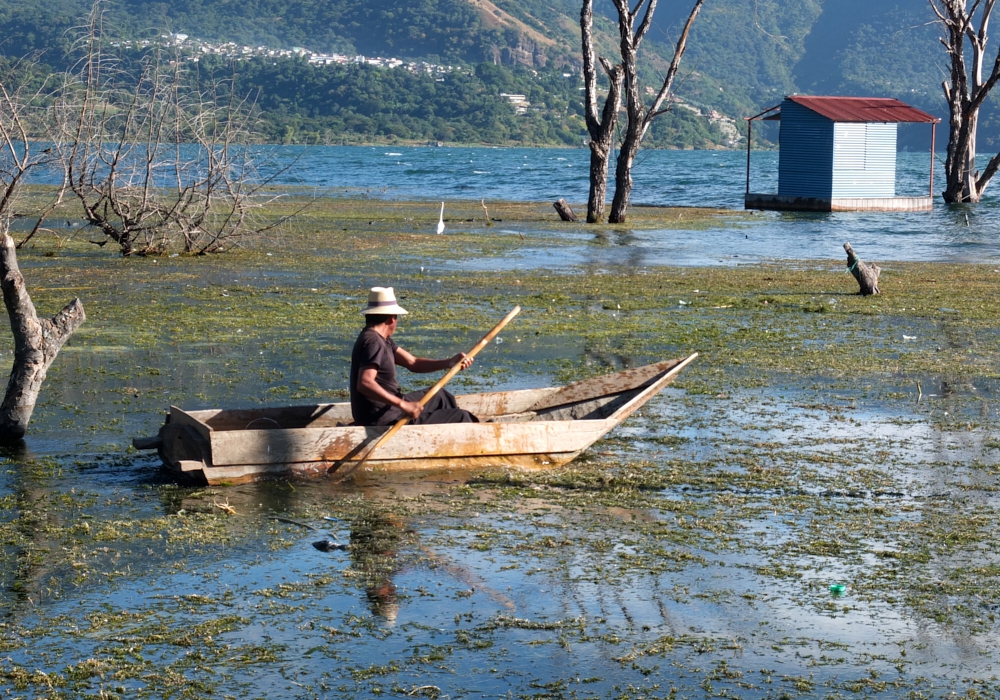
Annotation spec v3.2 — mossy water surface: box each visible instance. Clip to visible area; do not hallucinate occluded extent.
[0,199,999,698]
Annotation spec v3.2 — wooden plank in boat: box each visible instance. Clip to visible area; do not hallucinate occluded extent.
[185,403,352,431]
[169,406,213,442]
[183,389,554,433]
[527,358,685,412]
[455,387,559,417]
[160,423,212,469]
[607,354,697,424]
[207,419,611,468]
[197,450,584,485]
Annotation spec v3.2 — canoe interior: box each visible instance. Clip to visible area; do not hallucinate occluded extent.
[183,387,556,432]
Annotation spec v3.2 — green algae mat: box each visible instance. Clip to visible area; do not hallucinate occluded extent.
[1,199,999,698]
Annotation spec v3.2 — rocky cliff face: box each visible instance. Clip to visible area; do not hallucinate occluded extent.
[500,36,547,68]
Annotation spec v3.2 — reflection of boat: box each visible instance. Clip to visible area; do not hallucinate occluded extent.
[134,354,697,485]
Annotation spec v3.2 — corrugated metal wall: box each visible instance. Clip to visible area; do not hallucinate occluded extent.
[831,122,897,197]
[778,100,834,198]
[777,98,900,200]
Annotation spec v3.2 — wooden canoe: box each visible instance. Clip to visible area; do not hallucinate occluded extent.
[134,354,697,485]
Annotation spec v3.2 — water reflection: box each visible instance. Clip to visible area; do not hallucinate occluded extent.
[0,441,32,461]
[1,377,998,695]
[348,510,407,624]
[591,229,638,247]
[0,445,59,617]
[615,229,638,246]
[582,347,638,372]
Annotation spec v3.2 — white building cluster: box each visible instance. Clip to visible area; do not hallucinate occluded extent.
[666,94,743,147]
[112,34,463,78]
[500,93,529,114]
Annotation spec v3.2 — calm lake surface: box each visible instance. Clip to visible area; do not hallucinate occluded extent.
[269,145,1000,265]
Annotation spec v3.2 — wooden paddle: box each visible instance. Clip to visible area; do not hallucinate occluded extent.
[334,306,521,482]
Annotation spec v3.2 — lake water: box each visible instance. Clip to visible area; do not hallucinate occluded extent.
[2,144,999,699]
[268,145,1000,265]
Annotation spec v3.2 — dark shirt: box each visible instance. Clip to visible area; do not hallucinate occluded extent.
[350,328,401,425]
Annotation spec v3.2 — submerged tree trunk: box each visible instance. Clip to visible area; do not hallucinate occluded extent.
[587,147,611,222]
[609,118,641,224]
[0,234,86,441]
[933,0,1000,203]
[844,242,881,296]
[581,0,623,223]
[587,89,621,224]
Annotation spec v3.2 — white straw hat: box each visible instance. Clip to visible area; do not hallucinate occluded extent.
[362,286,408,315]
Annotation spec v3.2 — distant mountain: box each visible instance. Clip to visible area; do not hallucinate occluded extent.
[0,0,981,149]
[0,0,583,66]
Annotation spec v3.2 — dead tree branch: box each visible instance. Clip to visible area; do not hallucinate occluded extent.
[580,0,624,223]
[931,0,1000,202]
[0,63,85,441]
[608,0,706,223]
[53,0,299,256]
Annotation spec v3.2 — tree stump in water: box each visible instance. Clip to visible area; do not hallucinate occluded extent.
[844,242,880,295]
[0,234,86,441]
[553,198,579,222]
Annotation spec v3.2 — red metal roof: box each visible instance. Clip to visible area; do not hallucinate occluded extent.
[785,96,939,123]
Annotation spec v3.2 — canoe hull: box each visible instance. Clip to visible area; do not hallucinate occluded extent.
[158,415,611,485]
[166,447,586,485]
[148,354,697,485]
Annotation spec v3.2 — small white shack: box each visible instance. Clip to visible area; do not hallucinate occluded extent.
[744,96,939,212]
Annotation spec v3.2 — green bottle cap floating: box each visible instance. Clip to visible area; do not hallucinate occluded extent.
[829,584,847,594]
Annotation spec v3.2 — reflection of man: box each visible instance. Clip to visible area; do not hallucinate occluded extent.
[349,287,478,426]
[351,511,408,624]
[349,512,406,623]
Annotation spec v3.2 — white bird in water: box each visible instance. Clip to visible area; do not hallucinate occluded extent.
[436,202,445,234]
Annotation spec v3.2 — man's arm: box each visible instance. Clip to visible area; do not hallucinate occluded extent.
[394,347,473,373]
[357,365,422,420]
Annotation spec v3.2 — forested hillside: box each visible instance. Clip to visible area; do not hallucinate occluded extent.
[0,0,981,149]
[208,57,723,147]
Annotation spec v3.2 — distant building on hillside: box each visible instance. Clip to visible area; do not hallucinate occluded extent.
[744,96,940,212]
[500,93,529,115]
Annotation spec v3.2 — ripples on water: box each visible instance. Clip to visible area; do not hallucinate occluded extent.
[270,145,1000,264]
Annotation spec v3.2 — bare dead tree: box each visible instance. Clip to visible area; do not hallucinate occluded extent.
[581,0,624,223]
[52,0,296,257]
[930,0,1000,202]
[608,0,706,223]
[15,169,69,249]
[0,74,86,442]
[165,64,295,254]
[52,5,158,256]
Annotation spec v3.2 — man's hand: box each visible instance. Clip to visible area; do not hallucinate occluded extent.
[451,352,473,370]
[401,350,474,374]
[399,399,423,420]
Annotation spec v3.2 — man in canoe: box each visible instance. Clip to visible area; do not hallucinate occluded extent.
[350,286,478,426]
